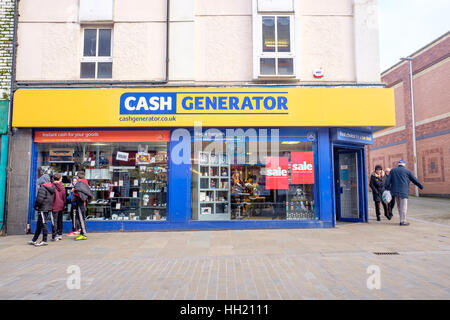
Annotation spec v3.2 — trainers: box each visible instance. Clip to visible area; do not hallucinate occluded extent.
[75,234,87,241]
[400,222,410,226]
[57,235,63,240]
[34,241,48,246]
[28,240,37,245]
[67,231,79,236]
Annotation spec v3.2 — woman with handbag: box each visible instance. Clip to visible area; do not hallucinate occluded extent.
[369,165,392,221]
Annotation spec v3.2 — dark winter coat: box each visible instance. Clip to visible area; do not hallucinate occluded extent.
[369,171,386,202]
[34,183,55,212]
[52,181,66,212]
[385,165,424,198]
[74,180,94,202]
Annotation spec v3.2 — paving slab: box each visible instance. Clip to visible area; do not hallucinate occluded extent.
[0,196,449,299]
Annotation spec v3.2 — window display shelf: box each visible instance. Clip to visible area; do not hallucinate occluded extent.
[200,201,228,204]
[110,196,140,198]
[45,161,75,164]
[199,176,229,178]
[140,191,165,193]
[193,151,231,221]
[87,205,110,208]
[140,182,166,184]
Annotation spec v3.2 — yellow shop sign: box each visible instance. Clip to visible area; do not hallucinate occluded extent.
[12,87,395,127]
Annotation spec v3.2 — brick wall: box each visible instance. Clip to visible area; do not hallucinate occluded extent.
[367,33,450,197]
[0,0,14,99]
[417,135,450,195]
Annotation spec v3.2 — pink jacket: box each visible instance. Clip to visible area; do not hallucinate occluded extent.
[52,181,66,212]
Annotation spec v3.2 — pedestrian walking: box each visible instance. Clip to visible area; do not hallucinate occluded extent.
[369,165,391,221]
[67,176,81,236]
[28,174,55,246]
[50,173,66,241]
[73,171,94,241]
[384,167,396,217]
[385,160,424,226]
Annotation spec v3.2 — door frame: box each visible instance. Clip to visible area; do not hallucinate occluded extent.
[332,143,368,223]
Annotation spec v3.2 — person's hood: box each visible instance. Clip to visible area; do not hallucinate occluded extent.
[37,174,50,186]
[53,181,65,192]
[42,182,55,194]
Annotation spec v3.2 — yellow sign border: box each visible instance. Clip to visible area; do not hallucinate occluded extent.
[12,87,395,127]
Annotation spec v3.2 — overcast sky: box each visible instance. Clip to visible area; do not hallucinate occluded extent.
[378,0,450,72]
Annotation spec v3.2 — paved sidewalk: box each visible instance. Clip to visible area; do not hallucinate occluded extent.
[385,195,450,226]
[0,197,449,300]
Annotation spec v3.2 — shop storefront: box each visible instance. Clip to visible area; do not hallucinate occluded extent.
[12,87,395,232]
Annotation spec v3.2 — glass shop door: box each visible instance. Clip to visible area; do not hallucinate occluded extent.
[335,150,363,222]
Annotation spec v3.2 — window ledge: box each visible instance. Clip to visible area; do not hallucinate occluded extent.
[257,75,297,80]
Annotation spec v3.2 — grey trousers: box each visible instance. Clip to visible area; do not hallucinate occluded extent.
[395,196,408,223]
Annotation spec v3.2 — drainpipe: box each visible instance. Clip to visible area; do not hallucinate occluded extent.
[400,56,419,197]
[165,0,170,83]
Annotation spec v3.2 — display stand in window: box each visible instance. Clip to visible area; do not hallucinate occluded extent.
[193,152,231,221]
[109,151,167,221]
[286,185,314,220]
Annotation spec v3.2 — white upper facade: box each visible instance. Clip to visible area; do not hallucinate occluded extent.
[15,0,381,84]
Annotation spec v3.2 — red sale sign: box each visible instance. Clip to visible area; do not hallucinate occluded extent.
[265,157,289,190]
[291,151,315,184]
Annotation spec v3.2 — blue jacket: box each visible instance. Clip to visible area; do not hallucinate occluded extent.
[385,165,423,198]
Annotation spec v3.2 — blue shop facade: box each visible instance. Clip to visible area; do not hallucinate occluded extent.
[12,87,395,233]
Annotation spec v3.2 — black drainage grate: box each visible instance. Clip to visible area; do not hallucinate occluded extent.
[373,252,399,255]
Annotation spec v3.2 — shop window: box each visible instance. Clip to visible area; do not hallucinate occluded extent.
[191,131,317,221]
[257,15,295,77]
[81,28,113,79]
[36,140,168,222]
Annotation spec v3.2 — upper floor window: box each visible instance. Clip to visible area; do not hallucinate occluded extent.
[259,15,294,76]
[81,28,112,79]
